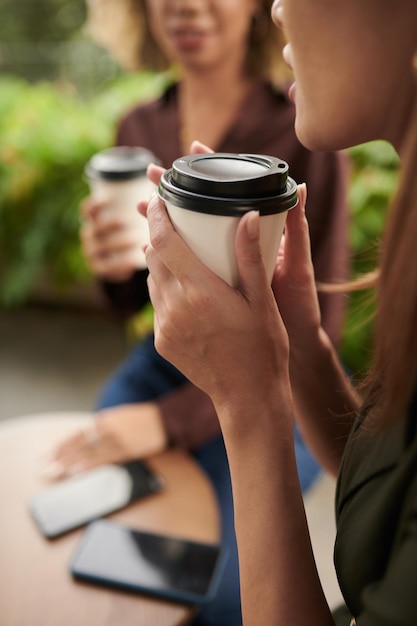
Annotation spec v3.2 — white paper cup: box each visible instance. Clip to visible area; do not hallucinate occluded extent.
[159,153,298,286]
[85,147,159,269]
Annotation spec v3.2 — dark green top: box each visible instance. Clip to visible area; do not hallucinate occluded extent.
[334,394,417,625]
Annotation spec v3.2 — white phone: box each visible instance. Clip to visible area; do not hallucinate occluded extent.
[29,460,163,538]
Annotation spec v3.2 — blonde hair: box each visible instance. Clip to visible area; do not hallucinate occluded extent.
[85,0,291,84]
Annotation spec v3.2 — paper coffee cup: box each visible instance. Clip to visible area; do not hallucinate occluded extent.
[158,153,298,286]
[85,146,159,269]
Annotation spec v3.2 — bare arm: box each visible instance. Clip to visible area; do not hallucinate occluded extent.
[143,183,346,624]
[143,166,359,473]
[272,184,360,475]
[223,394,335,626]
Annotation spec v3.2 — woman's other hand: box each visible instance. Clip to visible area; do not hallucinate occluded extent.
[40,403,168,480]
[274,185,359,472]
[272,183,323,359]
[80,195,146,282]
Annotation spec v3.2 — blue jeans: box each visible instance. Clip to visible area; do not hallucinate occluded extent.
[96,334,321,626]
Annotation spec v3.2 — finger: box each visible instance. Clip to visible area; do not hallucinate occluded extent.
[146,245,174,294]
[81,231,137,276]
[146,270,169,334]
[276,233,286,264]
[39,460,69,481]
[81,210,133,242]
[82,221,142,255]
[46,454,96,479]
[189,141,214,155]
[147,163,165,186]
[146,193,214,285]
[272,184,313,288]
[145,240,185,344]
[81,210,145,265]
[282,183,312,273]
[40,431,90,479]
[50,430,87,462]
[80,196,108,220]
[234,211,269,301]
[138,194,155,218]
[46,426,105,478]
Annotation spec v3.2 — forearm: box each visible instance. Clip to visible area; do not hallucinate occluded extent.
[217,388,335,626]
[290,328,360,476]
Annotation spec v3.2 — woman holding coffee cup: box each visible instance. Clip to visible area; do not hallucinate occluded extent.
[142,0,417,624]
[46,1,350,624]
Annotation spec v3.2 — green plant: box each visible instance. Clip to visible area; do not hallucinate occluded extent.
[0,75,400,376]
[341,140,400,377]
[0,72,166,305]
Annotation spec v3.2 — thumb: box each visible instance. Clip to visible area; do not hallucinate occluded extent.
[190,141,214,155]
[235,211,268,298]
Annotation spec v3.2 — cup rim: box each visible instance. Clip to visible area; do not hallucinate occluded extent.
[85,146,159,181]
[159,171,298,216]
[171,153,289,198]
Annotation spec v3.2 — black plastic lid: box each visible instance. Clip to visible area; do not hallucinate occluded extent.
[85,146,158,181]
[159,153,298,216]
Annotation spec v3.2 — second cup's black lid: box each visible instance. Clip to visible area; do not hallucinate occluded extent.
[85,146,158,181]
[159,153,298,216]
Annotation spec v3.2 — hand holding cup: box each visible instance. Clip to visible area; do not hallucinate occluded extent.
[83,146,159,281]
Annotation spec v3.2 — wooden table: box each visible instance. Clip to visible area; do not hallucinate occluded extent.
[0,412,220,626]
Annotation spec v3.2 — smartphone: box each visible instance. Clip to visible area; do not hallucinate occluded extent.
[70,519,228,605]
[29,460,163,539]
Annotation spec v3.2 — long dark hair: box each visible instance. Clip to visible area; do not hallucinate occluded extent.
[366,96,417,427]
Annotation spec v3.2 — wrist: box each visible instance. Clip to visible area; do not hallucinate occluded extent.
[213,378,294,444]
[147,403,169,452]
[289,326,333,378]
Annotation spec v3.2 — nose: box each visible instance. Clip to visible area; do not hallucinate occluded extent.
[169,0,200,14]
[271,0,284,29]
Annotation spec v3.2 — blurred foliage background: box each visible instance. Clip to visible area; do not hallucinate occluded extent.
[341,142,399,376]
[0,0,400,378]
[0,73,165,306]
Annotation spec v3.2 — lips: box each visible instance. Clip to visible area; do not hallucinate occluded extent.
[169,23,210,50]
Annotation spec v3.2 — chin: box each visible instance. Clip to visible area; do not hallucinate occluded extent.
[294,115,354,153]
[294,120,330,152]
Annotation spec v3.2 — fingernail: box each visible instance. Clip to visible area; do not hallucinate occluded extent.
[297,183,307,212]
[246,211,260,240]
